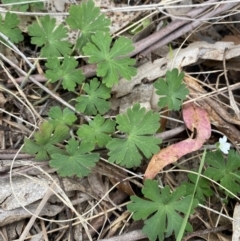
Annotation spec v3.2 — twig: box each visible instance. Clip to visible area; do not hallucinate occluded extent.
[7,64,97,88]
[18,182,55,241]
[0,150,33,159]
[82,189,128,240]
[0,60,42,120]
[140,0,239,55]
[182,224,231,241]
[130,0,219,57]
[155,125,186,140]
[0,32,35,69]
[0,53,91,122]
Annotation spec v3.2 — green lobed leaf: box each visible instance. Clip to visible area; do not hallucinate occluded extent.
[77,114,115,150]
[66,0,111,51]
[49,138,99,178]
[106,103,161,168]
[83,31,137,87]
[204,149,240,196]
[28,15,72,57]
[45,56,85,91]
[127,180,198,241]
[0,12,23,43]
[48,106,77,127]
[22,122,69,161]
[154,68,189,111]
[75,78,111,115]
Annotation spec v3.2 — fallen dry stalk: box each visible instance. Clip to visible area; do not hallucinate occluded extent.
[131,0,218,56]
[139,0,240,56]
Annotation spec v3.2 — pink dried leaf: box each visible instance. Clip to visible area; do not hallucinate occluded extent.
[145,103,211,179]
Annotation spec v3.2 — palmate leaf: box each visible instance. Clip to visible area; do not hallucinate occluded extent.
[75,78,111,115]
[127,180,198,241]
[45,56,85,91]
[22,122,69,161]
[83,31,137,87]
[50,138,99,178]
[48,106,77,127]
[0,12,23,43]
[28,15,72,57]
[77,114,115,150]
[106,103,161,168]
[204,149,240,196]
[154,68,189,111]
[66,0,111,51]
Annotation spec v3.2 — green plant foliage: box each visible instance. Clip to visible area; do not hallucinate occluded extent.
[127,180,198,241]
[77,114,115,150]
[75,78,111,115]
[49,138,99,177]
[106,104,161,168]
[23,122,69,161]
[12,1,240,238]
[45,56,85,91]
[48,106,77,127]
[66,0,111,51]
[0,12,23,43]
[83,31,137,87]
[154,68,189,111]
[28,15,72,57]
[183,173,214,203]
[204,149,240,196]
[2,0,44,11]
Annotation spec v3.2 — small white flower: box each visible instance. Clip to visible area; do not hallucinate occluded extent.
[218,136,230,154]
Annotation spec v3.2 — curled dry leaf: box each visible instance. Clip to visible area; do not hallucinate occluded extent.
[144,103,211,179]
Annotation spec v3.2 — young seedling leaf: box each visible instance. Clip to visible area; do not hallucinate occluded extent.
[22,122,69,161]
[77,114,115,150]
[107,103,161,168]
[83,31,137,87]
[48,106,77,127]
[49,138,99,178]
[28,15,72,57]
[0,12,23,43]
[75,78,111,115]
[66,0,111,51]
[45,56,85,91]
[204,149,240,197]
[145,103,211,179]
[154,68,189,111]
[127,180,198,241]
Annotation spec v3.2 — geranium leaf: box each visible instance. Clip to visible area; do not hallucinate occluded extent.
[50,138,99,178]
[107,103,161,168]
